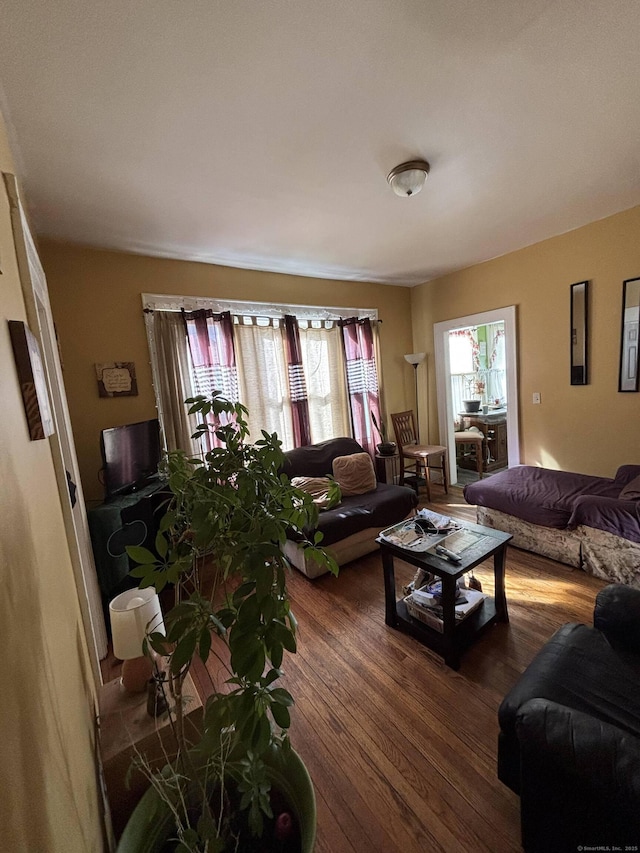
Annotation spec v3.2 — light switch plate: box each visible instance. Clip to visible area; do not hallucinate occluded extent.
[532,392,541,404]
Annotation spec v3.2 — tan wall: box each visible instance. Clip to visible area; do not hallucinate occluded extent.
[0,118,104,849]
[41,241,415,502]
[412,205,640,477]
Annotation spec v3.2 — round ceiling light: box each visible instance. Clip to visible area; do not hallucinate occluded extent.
[386,159,430,197]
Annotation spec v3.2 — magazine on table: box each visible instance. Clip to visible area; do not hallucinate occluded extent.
[410,585,486,620]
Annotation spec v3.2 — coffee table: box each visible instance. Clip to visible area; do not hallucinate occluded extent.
[377,520,512,669]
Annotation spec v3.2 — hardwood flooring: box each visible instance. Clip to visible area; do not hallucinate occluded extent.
[188,487,608,853]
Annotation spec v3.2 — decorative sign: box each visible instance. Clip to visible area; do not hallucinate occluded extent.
[9,320,55,440]
[95,362,138,397]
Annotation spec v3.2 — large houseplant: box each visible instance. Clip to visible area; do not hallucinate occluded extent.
[119,392,338,852]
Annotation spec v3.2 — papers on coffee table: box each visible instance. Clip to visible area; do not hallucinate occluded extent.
[379,516,460,553]
[379,515,494,557]
[378,521,435,551]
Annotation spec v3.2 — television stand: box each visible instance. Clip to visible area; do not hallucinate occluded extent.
[87,479,170,615]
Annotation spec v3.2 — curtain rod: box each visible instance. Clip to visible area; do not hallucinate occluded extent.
[143,307,382,323]
[141,293,380,322]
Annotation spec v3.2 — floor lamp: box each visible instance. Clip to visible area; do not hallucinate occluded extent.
[404,352,426,440]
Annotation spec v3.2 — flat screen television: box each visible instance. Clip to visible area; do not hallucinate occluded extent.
[100,418,162,499]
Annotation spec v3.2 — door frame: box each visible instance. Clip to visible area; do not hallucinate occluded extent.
[434,305,520,485]
[4,172,107,682]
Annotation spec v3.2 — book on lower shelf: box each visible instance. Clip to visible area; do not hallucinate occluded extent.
[404,588,486,633]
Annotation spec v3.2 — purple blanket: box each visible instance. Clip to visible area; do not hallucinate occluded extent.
[569,495,640,543]
[464,465,640,543]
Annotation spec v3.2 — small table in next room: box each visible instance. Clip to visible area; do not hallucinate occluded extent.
[377,521,512,669]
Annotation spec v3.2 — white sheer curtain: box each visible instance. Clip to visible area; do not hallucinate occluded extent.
[298,320,350,442]
[149,311,199,455]
[235,317,296,448]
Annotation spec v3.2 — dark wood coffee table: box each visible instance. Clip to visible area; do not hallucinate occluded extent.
[377,520,512,669]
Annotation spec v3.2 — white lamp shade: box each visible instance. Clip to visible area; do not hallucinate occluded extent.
[387,160,430,197]
[404,352,426,366]
[109,587,165,661]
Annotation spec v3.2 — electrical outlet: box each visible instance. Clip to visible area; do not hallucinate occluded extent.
[532,392,541,404]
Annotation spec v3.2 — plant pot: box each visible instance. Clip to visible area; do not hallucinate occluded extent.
[462,400,481,413]
[116,745,316,853]
[376,442,397,456]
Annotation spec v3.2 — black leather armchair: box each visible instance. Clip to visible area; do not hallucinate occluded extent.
[498,584,640,853]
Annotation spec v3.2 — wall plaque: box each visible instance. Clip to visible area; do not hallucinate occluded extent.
[95,362,138,397]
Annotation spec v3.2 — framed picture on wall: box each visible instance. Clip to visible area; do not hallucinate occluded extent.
[95,361,138,397]
[619,277,640,392]
[570,281,589,385]
[8,320,55,440]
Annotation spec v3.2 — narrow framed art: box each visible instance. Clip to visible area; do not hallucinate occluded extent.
[8,319,55,440]
[570,280,589,385]
[619,276,640,392]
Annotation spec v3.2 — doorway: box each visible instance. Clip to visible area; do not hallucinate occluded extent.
[4,172,107,680]
[434,306,520,486]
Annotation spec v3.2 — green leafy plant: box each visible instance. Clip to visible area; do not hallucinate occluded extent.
[323,478,342,509]
[126,392,338,851]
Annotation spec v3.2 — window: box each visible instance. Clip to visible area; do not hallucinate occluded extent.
[448,323,506,421]
[298,321,350,443]
[144,295,380,455]
[235,317,295,448]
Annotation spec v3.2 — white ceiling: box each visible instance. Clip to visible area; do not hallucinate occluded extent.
[1,0,640,286]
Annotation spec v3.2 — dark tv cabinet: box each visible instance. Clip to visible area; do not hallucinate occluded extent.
[87,479,170,614]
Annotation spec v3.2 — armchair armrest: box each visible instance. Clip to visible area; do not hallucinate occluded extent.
[515,698,640,852]
[614,464,640,488]
[594,583,640,654]
[568,493,640,542]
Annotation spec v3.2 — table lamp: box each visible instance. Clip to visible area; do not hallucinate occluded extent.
[109,587,165,694]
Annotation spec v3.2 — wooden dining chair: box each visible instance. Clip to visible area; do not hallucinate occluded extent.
[390,410,449,501]
[454,430,485,480]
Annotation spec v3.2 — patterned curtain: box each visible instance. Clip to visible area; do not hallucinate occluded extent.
[450,327,480,371]
[182,309,238,450]
[449,327,480,419]
[283,316,312,446]
[486,322,506,404]
[339,317,381,456]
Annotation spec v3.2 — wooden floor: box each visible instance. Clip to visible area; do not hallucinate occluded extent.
[186,487,608,853]
[99,487,607,852]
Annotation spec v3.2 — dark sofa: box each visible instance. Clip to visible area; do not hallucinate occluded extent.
[498,584,640,852]
[281,437,418,578]
[464,464,640,586]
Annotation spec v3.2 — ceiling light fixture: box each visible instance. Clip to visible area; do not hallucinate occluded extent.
[387,160,430,197]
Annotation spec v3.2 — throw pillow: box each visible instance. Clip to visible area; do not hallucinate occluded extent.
[620,474,640,500]
[332,452,377,496]
[291,476,342,509]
